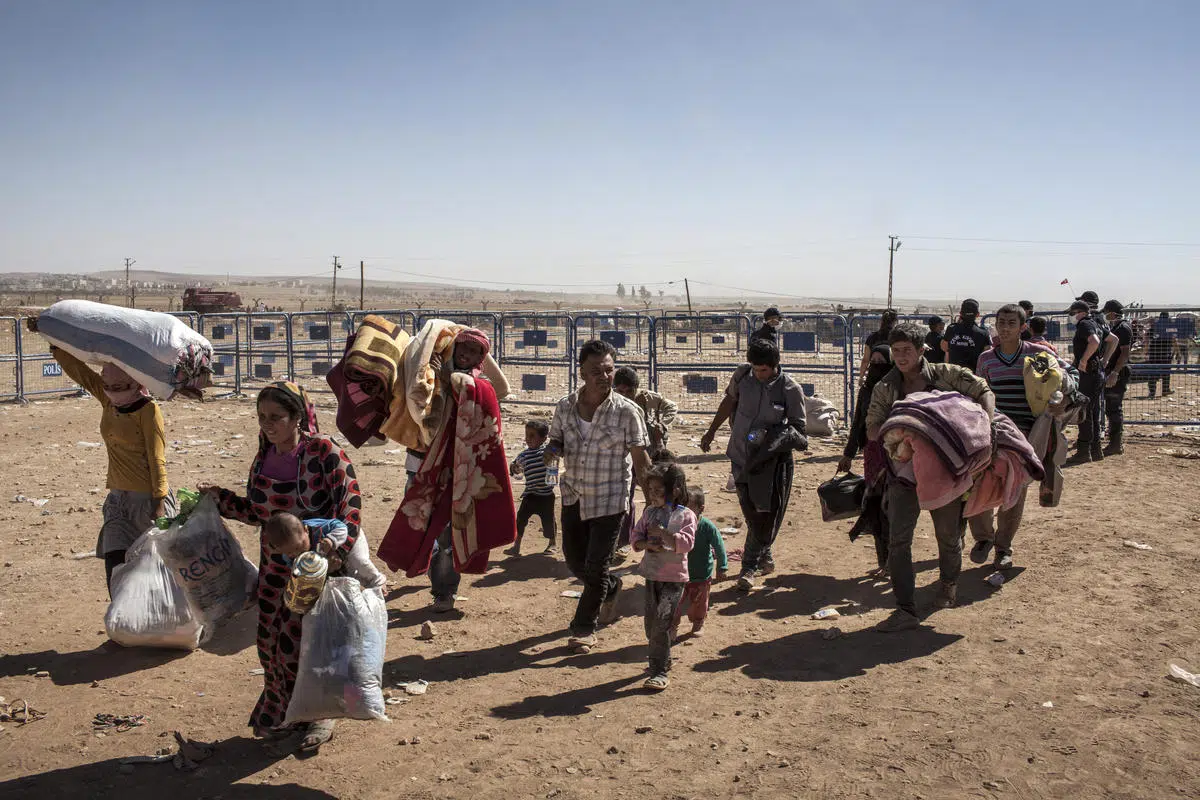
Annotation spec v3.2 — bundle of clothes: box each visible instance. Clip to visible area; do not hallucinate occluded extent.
[326,317,508,450]
[37,299,214,399]
[880,391,1043,514]
[327,318,517,577]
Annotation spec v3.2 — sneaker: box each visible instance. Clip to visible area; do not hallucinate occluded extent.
[1102,441,1124,457]
[994,549,1014,570]
[736,571,759,592]
[970,539,994,565]
[506,543,522,557]
[543,543,558,555]
[431,597,456,613]
[933,581,957,609]
[874,609,920,633]
[567,633,597,652]
[759,556,776,576]
[609,544,632,566]
[1090,446,1105,462]
[643,673,670,691]
[690,622,705,637]
[598,577,623,625]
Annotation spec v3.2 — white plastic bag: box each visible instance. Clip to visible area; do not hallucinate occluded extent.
[157,495,257,640]
[284,577,389,725]
[105,530,203,650]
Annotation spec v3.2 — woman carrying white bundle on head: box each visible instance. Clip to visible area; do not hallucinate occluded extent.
[26,316,177,595]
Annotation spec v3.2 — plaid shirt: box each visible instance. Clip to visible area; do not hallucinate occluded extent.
[549,389,648,520]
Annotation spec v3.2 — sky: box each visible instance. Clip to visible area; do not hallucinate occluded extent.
[2,0,1199,305]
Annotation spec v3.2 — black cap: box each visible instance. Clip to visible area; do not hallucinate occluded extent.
[960,298,980,314]
[1102,299,1124,314]
[927,315,944,327]
[1068,300,1090,313]
[1076,290,1100,307]
[764,307,780,319]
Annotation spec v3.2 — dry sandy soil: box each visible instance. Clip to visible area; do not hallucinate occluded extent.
[0,395,1198,800]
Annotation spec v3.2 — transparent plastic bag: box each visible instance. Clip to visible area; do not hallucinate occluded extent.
[284,577,389,725]
[104,530,203,650]
[157,495,257,640]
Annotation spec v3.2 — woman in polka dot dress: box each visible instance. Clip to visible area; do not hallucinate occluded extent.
[199,381,363,753]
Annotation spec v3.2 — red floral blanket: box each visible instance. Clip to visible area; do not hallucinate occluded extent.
[377,372,516,576]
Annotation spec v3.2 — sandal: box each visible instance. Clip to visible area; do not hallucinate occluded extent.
[643,674,670,691]
[299,719,335,752]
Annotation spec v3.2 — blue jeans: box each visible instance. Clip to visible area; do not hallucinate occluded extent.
[408,469,461,602]
[429,525,460,601]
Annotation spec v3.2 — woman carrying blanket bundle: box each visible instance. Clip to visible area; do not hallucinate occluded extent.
[25,316,177,595]
[198,381,363,754]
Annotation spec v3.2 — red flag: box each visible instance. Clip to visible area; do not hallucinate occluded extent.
[1060,278,1070,285]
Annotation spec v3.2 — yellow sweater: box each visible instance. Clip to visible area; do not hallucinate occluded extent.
[53,348,170,498]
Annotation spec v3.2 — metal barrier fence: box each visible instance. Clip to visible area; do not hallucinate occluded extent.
[573,312,655,386]
[0,318,21,402]
[655,314,750,415]
[6,309,1199,428]
[498,312,575,407]
[978,307,1200,427]
[288,311,352,390]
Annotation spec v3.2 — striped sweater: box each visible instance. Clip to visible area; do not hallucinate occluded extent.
[975,342,1067,435]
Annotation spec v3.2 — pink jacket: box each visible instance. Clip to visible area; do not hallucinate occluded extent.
[631,504,696,583]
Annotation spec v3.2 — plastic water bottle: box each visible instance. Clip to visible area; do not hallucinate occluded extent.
[545,462,559,488]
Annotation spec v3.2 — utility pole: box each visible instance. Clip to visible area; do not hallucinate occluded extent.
[331,255,341,308]
[124,257,136,307]
[683,278,693,314]
[359,260,365,310]
[887,235,902,309]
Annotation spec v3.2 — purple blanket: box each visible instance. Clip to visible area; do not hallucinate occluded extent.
[880,390,992,480]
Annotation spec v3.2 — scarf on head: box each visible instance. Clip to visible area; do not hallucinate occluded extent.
[100,362,150,407]
[257,380,320,456]
[864,344,893,390]
[453,328,491,374]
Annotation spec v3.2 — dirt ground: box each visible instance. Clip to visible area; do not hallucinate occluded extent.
[0,395,1198,800]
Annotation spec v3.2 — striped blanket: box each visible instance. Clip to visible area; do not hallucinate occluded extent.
[378,319,464,450]
[37,300,213,399]
[327,315,411,447]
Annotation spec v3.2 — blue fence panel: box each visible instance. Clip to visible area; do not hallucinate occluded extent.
[199,313,246,394]
[573,313,655,387]
[755,314,851,420]
[498,312,574,406]
[654,315,751,415]
[289,311,352,390]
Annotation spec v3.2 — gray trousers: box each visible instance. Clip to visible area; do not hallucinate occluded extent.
[885,483,965,615]
[644,580,685,675]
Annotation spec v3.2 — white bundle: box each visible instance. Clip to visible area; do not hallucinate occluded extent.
[37,299,213,399]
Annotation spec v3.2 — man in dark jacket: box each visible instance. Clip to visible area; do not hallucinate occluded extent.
[941,299,991,369]
[751,307,782,345]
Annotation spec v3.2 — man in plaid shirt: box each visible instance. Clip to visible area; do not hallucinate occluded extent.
[548,339,651,652]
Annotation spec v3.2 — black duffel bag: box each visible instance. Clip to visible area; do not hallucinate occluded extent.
[817,472,866,522]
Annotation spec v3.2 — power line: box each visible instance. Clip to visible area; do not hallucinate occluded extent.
[364,263,679,289]
[906,235,1200,248]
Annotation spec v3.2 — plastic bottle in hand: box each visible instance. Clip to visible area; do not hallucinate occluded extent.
[544,444,560,488]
